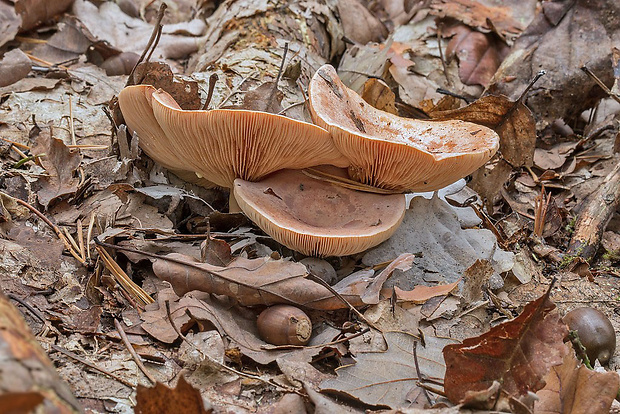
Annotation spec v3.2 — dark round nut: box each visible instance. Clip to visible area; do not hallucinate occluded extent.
[563,307,616,365]
[257,305,312,346]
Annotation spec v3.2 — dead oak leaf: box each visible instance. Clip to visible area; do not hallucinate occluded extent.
[443,286,568,406]
[535,344,620,414]
[31,131,82,208]
[135,376,211,414]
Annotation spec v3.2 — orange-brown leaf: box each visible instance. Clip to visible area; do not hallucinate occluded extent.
[443,286,568,405]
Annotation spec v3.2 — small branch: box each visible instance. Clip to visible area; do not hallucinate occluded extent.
[114,319,157,384]
[51,344,135,388]
[567,159,620,261]
[495,70,545,130]
[581,66,620,105]
[127,2,167,85]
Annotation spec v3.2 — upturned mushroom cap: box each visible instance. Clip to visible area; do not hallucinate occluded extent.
[233,168,406,257]
[145,88,349,188]
[308,65,500,192]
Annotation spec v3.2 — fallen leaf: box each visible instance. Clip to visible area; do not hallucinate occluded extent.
[320,331,458,409]
[73,0,206,60]
[31,130,82,208]
[461,259,494,302]
[0,49,31,87]
[392,280,460,304]
[361,77,398,114]
[0,289,81,413]
[430,94,537,168]
[487,0,620,127]
[149,251,414,310]
[430,0,536,38]
[535,344,620,414]
[0,2,21,48]
[135,375,212,414]
[443,286,568,406]
[363,194,514,290]
[443,23,510,87]
[338,0,388,45]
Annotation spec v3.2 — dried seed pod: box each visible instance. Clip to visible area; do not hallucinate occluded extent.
[563,307,616,365]
[257,305,312,346]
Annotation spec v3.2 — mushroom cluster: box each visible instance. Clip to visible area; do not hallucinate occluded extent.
[117,65,499,257]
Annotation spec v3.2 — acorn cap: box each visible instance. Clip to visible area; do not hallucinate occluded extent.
[308,65,500,192]
[146,88,348,188]
[233,168,406,257]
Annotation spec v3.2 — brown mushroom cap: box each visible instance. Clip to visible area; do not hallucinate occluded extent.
[308,65,500,192]
[233,168,406,256]
[147,88,349,188]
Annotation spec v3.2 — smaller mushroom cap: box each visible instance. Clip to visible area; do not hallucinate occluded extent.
[233,168,406,257]
[308,65,500,192]
[149,89,349,188]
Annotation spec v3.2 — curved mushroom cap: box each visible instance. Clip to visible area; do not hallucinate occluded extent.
[308,65,500,192]
[118,85,215,187]
[233,168,406,257]
[148,89,349,188]
[118,85,186,172]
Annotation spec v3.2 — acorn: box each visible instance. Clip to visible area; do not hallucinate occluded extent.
[563,307,616,365]
[257,305,312,346]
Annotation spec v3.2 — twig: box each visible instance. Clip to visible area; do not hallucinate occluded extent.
[96,245,154,305]
[1,192,86,265]
[68,95,76,146]
[436,23,451,85]
[305,273,378,329]
[413,341,433,405]
[127,3,167,85]
[302,168,401,194]
[495,70,546,130]
[77,219,85,261]
[114,319,157,384]
[202,73,219,110]
[567,159,620,261]
[581,66,620,105]
[51,343,135,388]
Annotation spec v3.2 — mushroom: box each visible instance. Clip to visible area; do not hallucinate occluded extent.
[308,65,500,192]
[147,87,349,188]
[233,167,406,256]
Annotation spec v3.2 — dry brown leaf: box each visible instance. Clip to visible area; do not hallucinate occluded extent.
[0,2,21,48]
[135,376,211,414]
[31,130,83,208]
[392,280,460,304]
[361,78,398,114]
[430,0,533,38]
[430,94,536,168]
[443,286,568,407]
[535,344,620,414]
[15,0,74,32]
[488,0,620,127]
[443,23,510,87]
[201,237,233,266]
[338,0,388,45]
[0,49,31,88]
[150,252,414,310]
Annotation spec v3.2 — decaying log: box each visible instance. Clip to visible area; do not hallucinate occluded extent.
[0,289,81,413]
[567,158,620,262]
[188,0,346,121]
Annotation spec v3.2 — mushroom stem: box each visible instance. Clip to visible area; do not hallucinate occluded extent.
[229,191,241,213]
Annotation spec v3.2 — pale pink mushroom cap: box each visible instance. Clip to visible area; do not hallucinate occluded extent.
[233,169,406,257]
[308,65,500,192]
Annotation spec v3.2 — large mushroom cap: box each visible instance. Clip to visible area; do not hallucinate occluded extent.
[308,65,500,192]
[233,168,406,257]
[148,89,348,188]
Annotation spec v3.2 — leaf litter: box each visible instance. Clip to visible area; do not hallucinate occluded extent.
[1,0,620,413]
